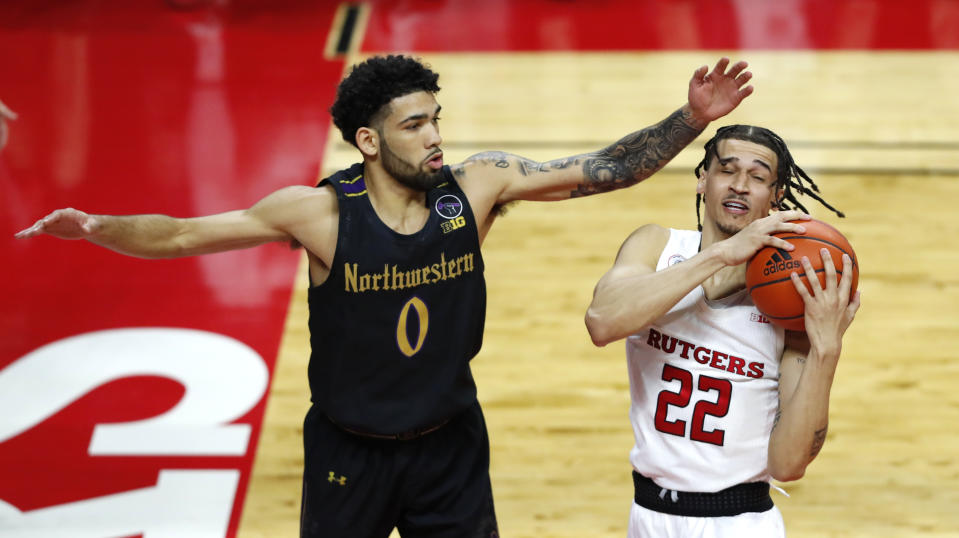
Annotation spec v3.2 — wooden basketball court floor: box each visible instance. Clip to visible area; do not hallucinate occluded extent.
[1,2,957,537]
[240,48,959,537]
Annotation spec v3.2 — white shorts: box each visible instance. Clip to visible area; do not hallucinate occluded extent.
[628,501,785,538]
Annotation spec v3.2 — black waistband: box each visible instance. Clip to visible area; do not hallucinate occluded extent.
[633,471,773,518]
[325,414,450,441]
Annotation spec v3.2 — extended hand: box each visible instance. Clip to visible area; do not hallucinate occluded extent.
[790,249,861,352]
[15,208,100,240]
[687,58,754,126]
[715,210,809,266]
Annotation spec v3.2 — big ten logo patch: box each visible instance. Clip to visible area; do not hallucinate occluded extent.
[441,215,466,234]
[0,328,269,537]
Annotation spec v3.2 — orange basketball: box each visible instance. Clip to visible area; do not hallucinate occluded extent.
[745,219,859,332]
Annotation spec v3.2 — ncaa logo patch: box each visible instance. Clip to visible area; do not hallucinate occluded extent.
[435,194,463,220]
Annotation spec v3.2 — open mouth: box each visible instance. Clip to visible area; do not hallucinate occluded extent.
[426,152,444,170]
[722,199,749,214]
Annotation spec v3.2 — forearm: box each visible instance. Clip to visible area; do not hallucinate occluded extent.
[89,211,284,259]
[86,214,192,259]
[572,104,703,198]
[767,349,839,481]
[586,243,726,345]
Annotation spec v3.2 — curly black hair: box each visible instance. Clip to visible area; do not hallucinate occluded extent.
[330,55,441,148]
[693,125,845,231]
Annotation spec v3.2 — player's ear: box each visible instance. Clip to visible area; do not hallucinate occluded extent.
[772,186,785,208]
[696,170,707,194]
[356,127,379,157]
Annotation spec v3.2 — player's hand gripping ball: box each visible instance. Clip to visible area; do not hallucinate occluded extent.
[745,219,858,331]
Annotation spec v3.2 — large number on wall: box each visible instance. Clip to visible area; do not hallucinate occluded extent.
[0,327,268,455]
[0,328,269,537]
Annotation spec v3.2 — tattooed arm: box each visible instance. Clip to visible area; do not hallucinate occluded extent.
[767,251,860,481]
[451,58,753,211]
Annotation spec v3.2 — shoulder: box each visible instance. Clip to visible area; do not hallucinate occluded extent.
[621,223,671,254]
[258,184,336,208]
[449,153,512,190]
[258,184,340,263]
[445,154,516,223]
[451,152,515,175]
[613,223,671,268]
[627,223,671,242]
[250,184,338,226]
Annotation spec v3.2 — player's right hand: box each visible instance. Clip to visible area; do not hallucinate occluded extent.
[15,208,99,240]
[715,210,809,266]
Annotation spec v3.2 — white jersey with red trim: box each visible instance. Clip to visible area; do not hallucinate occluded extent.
[627,228,785,493]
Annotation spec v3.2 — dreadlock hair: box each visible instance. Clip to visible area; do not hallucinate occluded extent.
[692,125,844,231]
[330,55,441,148]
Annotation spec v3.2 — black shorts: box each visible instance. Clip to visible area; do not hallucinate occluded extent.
[300,401,499,538]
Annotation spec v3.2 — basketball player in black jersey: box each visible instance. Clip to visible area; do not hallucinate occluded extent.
[16,55,754,537]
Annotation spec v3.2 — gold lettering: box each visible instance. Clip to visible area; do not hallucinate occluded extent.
[408,268,422,287]
[344,263,358,292]
[343,251,477,294]
[392,265,406,289]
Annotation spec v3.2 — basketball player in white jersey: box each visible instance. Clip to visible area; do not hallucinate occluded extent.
[585,125,860,537]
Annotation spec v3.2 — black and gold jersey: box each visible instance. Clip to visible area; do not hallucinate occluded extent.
[307,163,486,436]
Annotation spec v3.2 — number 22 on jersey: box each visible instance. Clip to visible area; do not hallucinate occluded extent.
[654,364,732,446]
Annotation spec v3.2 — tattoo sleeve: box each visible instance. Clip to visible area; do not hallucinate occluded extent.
[460,150,578,177]
[571,107,702,198]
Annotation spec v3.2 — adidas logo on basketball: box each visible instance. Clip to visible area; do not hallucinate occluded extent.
[762,250,802,276]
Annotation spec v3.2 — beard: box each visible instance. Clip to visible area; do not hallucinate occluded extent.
[380,137,445,192]
[716,220,744,237]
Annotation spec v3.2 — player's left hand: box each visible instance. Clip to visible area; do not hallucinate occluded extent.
[686,58,753,126]
[790,248,861,355]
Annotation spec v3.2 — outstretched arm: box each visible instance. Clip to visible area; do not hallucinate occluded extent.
[767,250,861,481]
[14,185,319,259]
[454,58,754,208]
